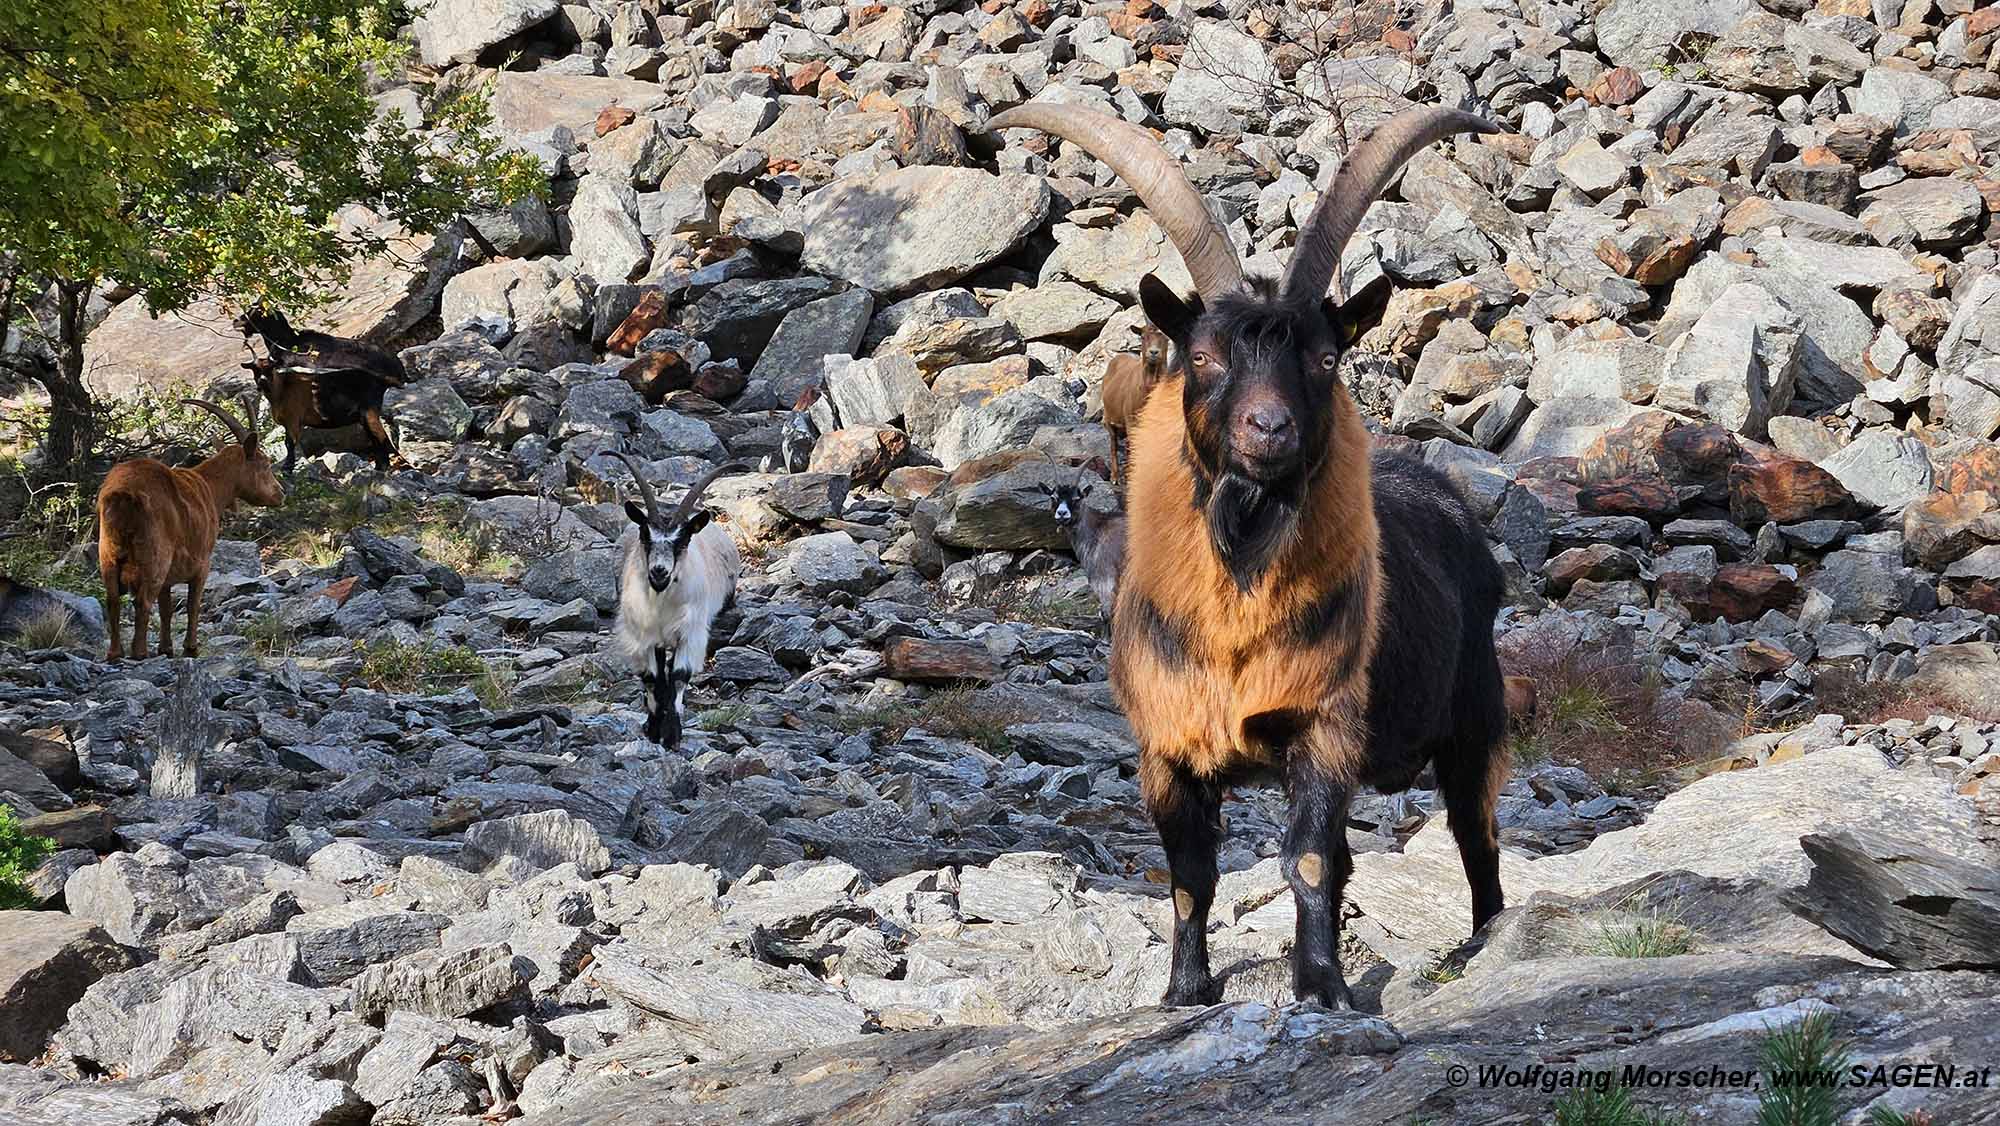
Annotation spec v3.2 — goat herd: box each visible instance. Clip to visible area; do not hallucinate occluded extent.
[86,105,1521,1009]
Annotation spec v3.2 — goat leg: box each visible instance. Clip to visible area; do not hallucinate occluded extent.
[128,589,152,660]
[1436,738,1507,934]
[283,423,302,477]
[1144,757,1224,1006]
[156,590,175,658]
[641,645,669,744]
[183,572,207,658]
[1283,749,1356,1010]
[104,573,124,661]
[363,407,394,471]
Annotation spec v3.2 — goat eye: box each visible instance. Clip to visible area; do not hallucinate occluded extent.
[1318,352,1339,372]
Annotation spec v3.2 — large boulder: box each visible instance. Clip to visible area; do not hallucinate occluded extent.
[801,167,1050,297]
[411,0,559,67]
[0,912,137,1062]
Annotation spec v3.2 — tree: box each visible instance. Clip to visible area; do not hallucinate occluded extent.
[0,0,543,472]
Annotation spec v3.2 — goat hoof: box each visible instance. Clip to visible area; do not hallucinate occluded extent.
[1298,981,1355,1011]
[1161,975,1220,1008]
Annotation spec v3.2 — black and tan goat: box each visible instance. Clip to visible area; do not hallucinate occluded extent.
[610,455,745,748]
[97,398,284,660]
[238,305,407,474]
[987,105,1507,1009]
[1039,473,1125,623]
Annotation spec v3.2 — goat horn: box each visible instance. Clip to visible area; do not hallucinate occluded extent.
[1280,108,1501,304]
[985,105,1244,301]
[613,453,662,524]
[671,461,749,529]
[180,398,249,446]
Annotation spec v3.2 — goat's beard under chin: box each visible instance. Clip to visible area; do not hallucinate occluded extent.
[1206,470,1302,591]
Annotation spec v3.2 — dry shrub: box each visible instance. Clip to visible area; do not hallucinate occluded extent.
[1499,633,1736,782]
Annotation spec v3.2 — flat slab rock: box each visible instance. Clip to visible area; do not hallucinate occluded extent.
[0,912,137,1063]
[1346,746,1986,950]
[520,956,2000,1125]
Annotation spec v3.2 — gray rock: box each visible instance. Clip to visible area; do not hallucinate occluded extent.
[385,379,474,442]
[1655,282,1800,438]
[748,288,876,405]
[0,912,137,1063]
[776,532,886,596]
[684,277,844,364]
[288,908,450,986]
[352,943,532,1022]
[801,167,1050,297]
[412,0,559,67]
[1815,430,1933,512]
[466,810,612,877]
[823,353,931,429]
[569,174,650,283]
[64,853,185,947]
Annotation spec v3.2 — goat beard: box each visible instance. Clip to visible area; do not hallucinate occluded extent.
[1204,470,1303,592]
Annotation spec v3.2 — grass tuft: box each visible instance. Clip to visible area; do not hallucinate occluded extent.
[12,605,81,650]
[357,639,510,707]
[1499,639,1734,786]
[838,684,1029,755]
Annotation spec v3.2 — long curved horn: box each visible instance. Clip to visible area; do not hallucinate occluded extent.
[1280,108,1501,304]
[614,453,661,524]
[238,393,262,448]
[671,461,749,528]
[986,105,1244,301]
[181,399,249,447]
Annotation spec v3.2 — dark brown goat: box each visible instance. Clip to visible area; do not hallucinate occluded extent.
[244,356,400,474]
[97,398,284,659]
[1099,323,1170,486]
[988,104,1506,1010]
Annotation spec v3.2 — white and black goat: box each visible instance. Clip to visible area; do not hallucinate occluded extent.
[1039,472,1126,623]
[611,454,744,748]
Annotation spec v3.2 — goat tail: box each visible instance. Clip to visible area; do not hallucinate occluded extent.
[96,490,152,585]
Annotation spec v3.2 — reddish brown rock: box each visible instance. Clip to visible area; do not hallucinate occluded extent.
[1596,226,1696,285]
[883,637,1003,683]
[883,465,950,500]
[620,349,697,404]
[607,291,671,356]
[1658,424,1749,502]
[810,426,910,486]
[1738,639,1793,676]
[1576,474,1681,522]
[692,361,746,402]
[595,104,637,137]
[1940,445,2000,495]
[1660,563,1798,623]
[320,576,361,607]
[1728,456,1861,525]
[21,804,116,851]
[787,61,829,94]
[1545,544,1642,594]
[947,447,1050,487]
[1903,490,2000,568]
[1585,66,1646,106]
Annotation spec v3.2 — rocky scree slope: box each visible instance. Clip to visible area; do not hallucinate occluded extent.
[6,0,2000,1121]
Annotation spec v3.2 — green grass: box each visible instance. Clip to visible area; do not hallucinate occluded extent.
[0,806,56,910]
[239,478,519,577]
[1418,955,1465,985]
[837,684,1029,755]
[1549,1087,1688,1126]
[240,612,300,659]
[695,702,754,730]
[1586,890,1698,959]
[357,639,512,707]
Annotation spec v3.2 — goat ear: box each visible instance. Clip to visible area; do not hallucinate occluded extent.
[1328,278,1393,348]
[1079,483,1092,497]
[684,510,712,536]
[1138,274,1200,347]
[624,500,650,526]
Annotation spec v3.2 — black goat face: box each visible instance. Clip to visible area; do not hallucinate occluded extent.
[626,503,710,592]
[1137,273,1392,587]
[1038,481,1089,529]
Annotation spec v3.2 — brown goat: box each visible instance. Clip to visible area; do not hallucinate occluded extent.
[97,398,284,660]
[1099,324,1170,485]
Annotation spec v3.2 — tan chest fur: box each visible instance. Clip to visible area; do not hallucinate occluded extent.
[1110,377,1382,777]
